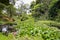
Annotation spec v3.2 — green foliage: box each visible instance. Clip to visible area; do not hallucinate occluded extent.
[0,17,60,40]
[31,0,59,21]
[0,0,60,40]
[49,0,59,20]
[0,3,6,13]
[55,9,60,22]
[6,5,16,17]
[19,13,29,21]
[0,33,14,40]
[31,0,49,20]
[30,1,36,9]
[15,18,60,40]
[49,0,58,9]
[37,20,60,29]
[0,0,9,12]
[31,3,45,19]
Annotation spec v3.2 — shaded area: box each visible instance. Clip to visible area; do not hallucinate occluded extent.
[49,0,60,20]
[0,0,9,5]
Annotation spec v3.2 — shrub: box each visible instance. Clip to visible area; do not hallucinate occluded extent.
[16,19,60,40]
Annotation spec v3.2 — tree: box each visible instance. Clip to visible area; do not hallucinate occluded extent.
[30,1,36,9]
[0,3,6,14]
[6,5,16,17]
[49,0,60,21]
[0,0,16,18]
[31,0,50,20]
[30,0,59,20]
[0,0,9,15]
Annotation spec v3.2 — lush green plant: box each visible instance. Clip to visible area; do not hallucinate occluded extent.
[0,17,60,40]
[0,33,14,40]
[15,18,60,40]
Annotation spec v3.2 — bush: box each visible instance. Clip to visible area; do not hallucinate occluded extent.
[16,19,60,40]
[19,13,29,21]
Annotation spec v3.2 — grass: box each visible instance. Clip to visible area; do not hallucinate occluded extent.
[0,33,14,40]
[0,18,60,40]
